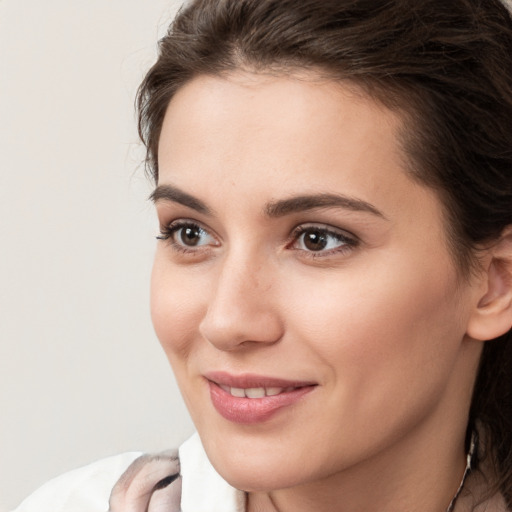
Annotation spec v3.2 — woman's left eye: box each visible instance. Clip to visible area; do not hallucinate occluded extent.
[157,221,217,250]
[290,225,358,255]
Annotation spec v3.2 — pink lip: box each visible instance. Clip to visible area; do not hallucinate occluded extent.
[204,372,317,425]
[205,371,316,389]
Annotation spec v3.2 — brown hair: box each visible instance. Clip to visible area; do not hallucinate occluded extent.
[137,0,512,502]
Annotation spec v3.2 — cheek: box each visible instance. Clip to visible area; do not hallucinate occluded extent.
[278,257,468,451]
[283,252,466,389]
[150,252,206,361]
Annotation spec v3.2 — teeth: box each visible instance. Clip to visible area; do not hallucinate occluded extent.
[265,387,282,396]
[245,387,266,398]
[230,387,246,397]
[226,386,288,398]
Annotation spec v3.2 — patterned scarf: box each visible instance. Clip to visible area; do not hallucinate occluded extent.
[108,450,182,512]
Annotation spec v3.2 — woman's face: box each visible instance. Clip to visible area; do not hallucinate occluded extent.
[151,73,481,492]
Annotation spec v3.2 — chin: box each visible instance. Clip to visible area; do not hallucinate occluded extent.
[213,457,308,493]
[198,431,317,493]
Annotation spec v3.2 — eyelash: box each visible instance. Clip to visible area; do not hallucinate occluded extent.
[156,220,217,255]
[288,224,359,258]
[156,220,359,258]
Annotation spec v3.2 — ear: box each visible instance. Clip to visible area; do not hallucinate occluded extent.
[466,226,512,341]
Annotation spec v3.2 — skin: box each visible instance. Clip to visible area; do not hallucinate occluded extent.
[150,72,487,512]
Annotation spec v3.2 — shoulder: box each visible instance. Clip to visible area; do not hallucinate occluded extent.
[458,461,512,512]
[13,452,142,512]
[12,434,246,512]
[109,433,246,512]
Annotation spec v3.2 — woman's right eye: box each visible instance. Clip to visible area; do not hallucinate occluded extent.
[157,221,218,251]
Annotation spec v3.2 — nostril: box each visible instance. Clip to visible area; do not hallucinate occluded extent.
[199,303,284,352]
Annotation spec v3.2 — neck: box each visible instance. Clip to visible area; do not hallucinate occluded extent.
[247,414,468,512]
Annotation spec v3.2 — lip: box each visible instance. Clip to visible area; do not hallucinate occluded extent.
[205,371,316,389]
[204,371,317,424]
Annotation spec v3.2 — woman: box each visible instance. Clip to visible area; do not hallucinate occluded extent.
[15,0,512,511]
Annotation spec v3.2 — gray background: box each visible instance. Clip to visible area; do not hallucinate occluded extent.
[0,1,194,510]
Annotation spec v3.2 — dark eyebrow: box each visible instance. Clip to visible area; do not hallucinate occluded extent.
[150,185,386,220]
[264,193,386,219]
[150,185,211,215]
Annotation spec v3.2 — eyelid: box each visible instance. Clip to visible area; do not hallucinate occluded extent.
[157,218,220,252]
[288,223,359,256]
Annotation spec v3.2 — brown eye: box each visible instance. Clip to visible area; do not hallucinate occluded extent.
[171,222,216,248]
[302,229,329,251]
[178,225,203,246]
[157,221,217,249]
[292,225,357,254]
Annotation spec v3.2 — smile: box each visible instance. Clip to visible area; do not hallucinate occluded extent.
[204,372,317,424]
[218,385,298,398]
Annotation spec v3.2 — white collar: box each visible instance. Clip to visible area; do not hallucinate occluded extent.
[179,433,246,512]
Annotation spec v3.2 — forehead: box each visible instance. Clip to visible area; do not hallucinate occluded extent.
[158,72,408,194]
[160,71,404,141]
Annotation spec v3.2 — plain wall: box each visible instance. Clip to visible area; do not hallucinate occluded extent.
[0,1,195,510]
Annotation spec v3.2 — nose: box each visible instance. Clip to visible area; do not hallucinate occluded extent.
[199,251,284,351]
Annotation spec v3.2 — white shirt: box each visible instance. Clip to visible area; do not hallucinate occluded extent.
[12,433,245,512]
